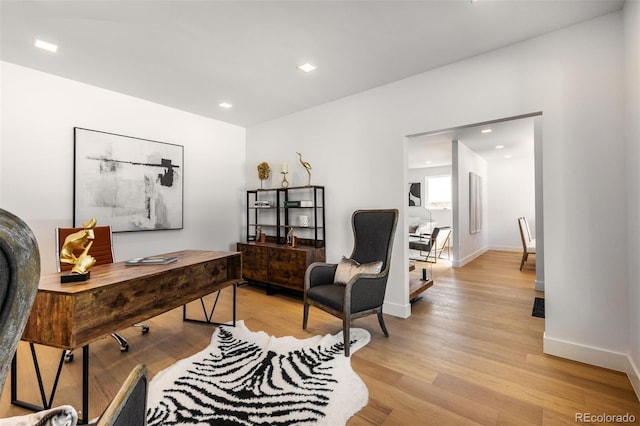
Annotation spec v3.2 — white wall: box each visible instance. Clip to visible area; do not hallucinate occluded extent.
[487,147,536,252]
[453,141,489,267]
[624,0,640,396]
[247,11,631,376]
[0,62,246,274]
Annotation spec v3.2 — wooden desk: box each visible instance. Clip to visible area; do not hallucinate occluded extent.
[12,249,241,423]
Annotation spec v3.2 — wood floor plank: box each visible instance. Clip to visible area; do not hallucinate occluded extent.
[1,251,639,425]
[432,372,542,425]
[525,353,638,399]
[395,374,501,425]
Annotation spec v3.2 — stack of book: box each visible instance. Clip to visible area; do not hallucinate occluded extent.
[125,256,178,266]
[284,200,313,208]
[253,200,271,208]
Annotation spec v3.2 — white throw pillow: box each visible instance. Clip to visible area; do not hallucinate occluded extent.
[334,256,383,285]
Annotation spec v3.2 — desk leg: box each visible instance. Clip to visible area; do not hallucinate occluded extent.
[233,282,236,325]
[10,344,90,425]
[182,282,237,327]
[81,345,89,425]
[10,353,17,405]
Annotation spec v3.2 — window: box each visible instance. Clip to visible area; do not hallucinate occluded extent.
[426,175,452,209]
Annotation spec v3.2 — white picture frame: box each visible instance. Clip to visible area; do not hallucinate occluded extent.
[74,127,184,232]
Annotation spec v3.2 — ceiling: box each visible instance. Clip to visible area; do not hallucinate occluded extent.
[0,0,624,127]
[408,115,536,169]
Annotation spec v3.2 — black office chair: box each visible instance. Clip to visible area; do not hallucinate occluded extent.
[303,209,398,356]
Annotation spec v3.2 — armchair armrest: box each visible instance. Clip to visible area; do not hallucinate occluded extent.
[305,262,338,290]
[345,272,389,312]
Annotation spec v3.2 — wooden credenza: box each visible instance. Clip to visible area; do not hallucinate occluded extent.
[237,242,325,292]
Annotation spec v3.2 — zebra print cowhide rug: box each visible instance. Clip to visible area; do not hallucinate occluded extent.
[146,320,370,426]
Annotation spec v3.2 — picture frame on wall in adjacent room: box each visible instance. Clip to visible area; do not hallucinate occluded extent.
[73,127,184,232]
[408,182,421,206]
[469,171,483,234]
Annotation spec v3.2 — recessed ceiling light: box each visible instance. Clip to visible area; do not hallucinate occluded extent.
[504,154,512,159]
[298,62,317,73]
[425,160,432,165]
[33,38,58,53]
[219,102,232,109]
[481,129,492,134]
[495,145,504,149]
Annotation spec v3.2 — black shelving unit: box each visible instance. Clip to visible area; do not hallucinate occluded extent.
[246,185,325,248]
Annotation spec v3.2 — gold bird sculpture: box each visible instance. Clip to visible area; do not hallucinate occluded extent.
[297,152,312,186]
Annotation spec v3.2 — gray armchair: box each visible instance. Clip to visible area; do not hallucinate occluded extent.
[91,364,148,426]
[0,209,41,396]
[1,209,148,426]
[0,208,78,426]
[303,209,398,356]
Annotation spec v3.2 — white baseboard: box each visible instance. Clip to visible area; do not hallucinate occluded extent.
[543,332,628,371]
[453,247,488,268]
[383,300,411,318]
[627,356,640,400]
[488,245,521,252]
[544,333,640,401]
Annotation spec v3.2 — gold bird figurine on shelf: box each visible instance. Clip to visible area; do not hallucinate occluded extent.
[297,152,312,186]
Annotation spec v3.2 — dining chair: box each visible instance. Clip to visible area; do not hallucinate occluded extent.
[303,209,398,356]
[433,226,452,260]
[56,226,149,360]
[518,217,536,270]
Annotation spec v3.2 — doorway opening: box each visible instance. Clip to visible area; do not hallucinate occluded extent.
[405,112,544,304]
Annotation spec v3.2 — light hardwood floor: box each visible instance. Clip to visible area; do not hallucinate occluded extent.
[2,250,639,424]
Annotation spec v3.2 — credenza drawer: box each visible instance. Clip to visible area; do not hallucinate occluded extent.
[268,249,307,287]
[236,242,325,292]
[237,243,268,282]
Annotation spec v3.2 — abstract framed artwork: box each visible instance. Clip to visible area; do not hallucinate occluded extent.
[469,172,483,234]
[74,127,184,232]
[408,182,421,206]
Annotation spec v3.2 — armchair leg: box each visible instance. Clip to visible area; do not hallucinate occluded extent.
[303,303,309,330]
[377,310,389,337]
[343,317,350,357]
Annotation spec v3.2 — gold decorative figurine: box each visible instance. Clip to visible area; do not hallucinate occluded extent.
[297,152,312,186]
[60,218,97,282]
[257,162,271,189]
[286,228,296,247]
